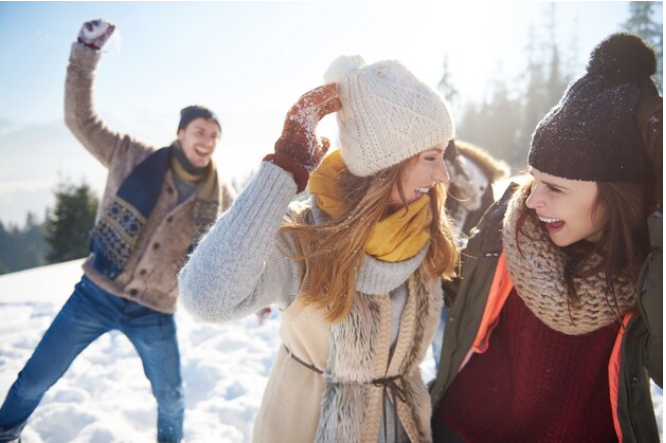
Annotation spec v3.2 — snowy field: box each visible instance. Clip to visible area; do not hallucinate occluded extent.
[0,260,661,442]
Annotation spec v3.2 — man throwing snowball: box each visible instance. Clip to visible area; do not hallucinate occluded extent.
[0,19,234,443]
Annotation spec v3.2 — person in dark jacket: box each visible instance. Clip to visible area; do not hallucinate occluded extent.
[444,139,510,238]
[0,19,234,443]
[431,33,662,443]
[432,139,509,366]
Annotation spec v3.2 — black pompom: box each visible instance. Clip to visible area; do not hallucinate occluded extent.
[587,33,657,81]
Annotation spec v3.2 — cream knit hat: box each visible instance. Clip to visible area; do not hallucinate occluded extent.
[324,55,454,177]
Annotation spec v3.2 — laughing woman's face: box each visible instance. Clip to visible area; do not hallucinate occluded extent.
[525,168,608,247]
[388,144,450,210]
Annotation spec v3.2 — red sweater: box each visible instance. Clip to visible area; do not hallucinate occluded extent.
[436,289,620,443]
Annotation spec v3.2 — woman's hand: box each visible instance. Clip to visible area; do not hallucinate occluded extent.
[265,83,341,192]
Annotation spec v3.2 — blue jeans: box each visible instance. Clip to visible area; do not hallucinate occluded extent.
[0,276,184,442]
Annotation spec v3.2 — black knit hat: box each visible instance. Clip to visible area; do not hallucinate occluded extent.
[178,105,221,132]
[529,33,658,182]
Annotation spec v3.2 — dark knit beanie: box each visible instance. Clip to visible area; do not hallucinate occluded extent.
[529,33,658,182]
[178,105,221,132]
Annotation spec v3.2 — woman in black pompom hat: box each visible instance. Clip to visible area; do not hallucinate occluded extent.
[430,33,662,443]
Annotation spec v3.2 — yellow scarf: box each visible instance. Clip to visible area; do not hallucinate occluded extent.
[308,150,432,262]
[170,142,220,204]
[169,142,222,247]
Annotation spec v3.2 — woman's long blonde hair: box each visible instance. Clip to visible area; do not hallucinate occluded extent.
[281,155,459,323]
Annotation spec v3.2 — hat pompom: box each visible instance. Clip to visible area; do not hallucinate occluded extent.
[587,33,657,81]
[324,55,365,84]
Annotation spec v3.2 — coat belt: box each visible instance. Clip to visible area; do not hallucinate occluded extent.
[284,344,406,443]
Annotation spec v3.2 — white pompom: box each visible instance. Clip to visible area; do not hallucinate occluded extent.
[323,55,365,84]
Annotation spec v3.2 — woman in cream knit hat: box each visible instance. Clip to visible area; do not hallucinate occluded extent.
[179,55,458,443]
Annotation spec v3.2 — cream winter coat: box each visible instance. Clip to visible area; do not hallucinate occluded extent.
[179,162,443,442]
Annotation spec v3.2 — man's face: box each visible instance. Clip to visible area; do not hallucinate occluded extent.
[177,117,221,168]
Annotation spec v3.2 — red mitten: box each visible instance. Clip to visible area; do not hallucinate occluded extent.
[265,83,341,192]
[255,307,272,325]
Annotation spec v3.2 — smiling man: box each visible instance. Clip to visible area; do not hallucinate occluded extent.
[0,19,234,443]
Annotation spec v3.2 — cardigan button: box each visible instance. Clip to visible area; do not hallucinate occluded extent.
[449,316,456,323]
[153,242,160,250]
[129,289,138,296]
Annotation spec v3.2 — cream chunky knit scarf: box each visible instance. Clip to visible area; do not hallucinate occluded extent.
[502,187,636,335]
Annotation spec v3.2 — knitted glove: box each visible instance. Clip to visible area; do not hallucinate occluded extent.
[265,83,341,193]
[77,19,115,50]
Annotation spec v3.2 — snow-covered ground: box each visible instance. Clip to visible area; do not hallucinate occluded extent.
[0,260,662,442]
[0,259,281,442]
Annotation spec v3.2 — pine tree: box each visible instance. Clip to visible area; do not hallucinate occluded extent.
[438,55,459,109]
[0,222,9,274]
[517,7,572,167]
[623,2,663,92]
[437,3,579,172]
[457,66,521,167]
[484,71,522,166]
[44,179,99,264]
[519,25,549,158]
[0,213,49,274]
[545,4,570,108]
[20,213,49,269]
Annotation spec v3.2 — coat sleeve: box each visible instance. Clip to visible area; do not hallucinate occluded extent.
[638,213,662,388]
[178,162,305,323]
[64,43,153,168]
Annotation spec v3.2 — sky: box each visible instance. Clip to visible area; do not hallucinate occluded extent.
[0,259,662,442]
[0,1,661,225]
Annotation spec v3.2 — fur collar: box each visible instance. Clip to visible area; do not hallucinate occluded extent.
[316,269,441,443]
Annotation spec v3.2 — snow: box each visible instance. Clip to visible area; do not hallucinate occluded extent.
[0,259,278,443]
[0,260,662,442]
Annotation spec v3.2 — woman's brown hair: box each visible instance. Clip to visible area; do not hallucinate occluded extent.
[281,156,459,324]
[516,178,651,321]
